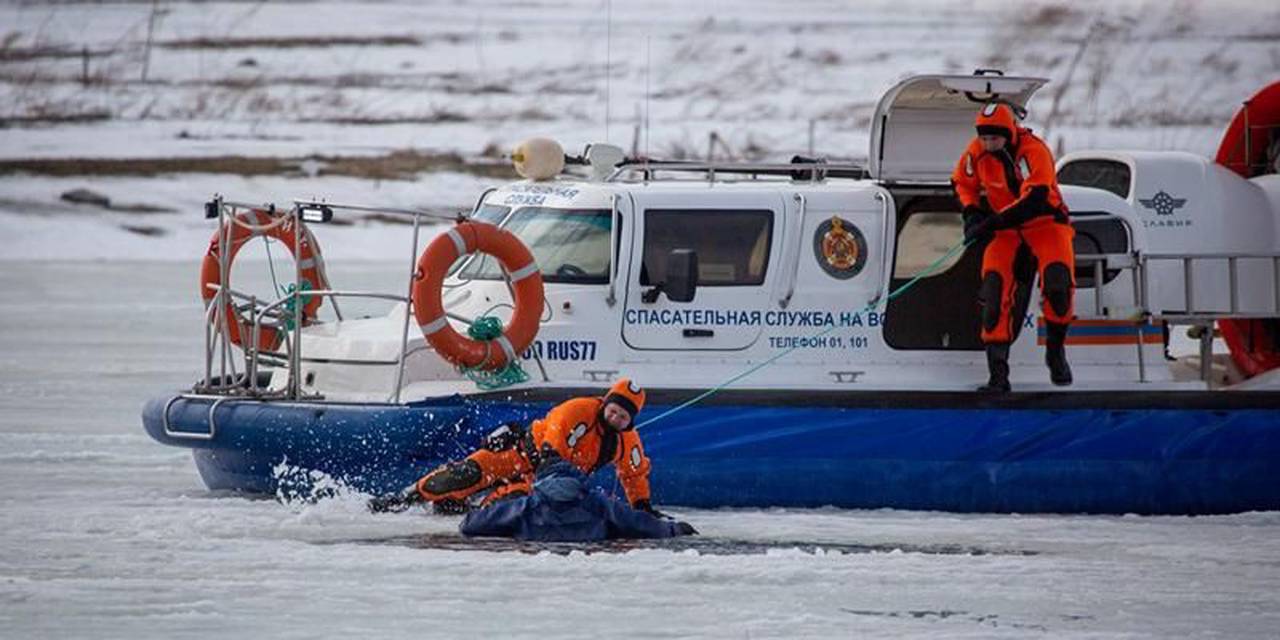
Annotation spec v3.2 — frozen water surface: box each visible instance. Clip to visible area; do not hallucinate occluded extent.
[1,262,1279,639]
[3,0,1280,636]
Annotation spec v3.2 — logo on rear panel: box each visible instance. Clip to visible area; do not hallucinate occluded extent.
[1138,191,1187,217]
[813,216,868,280]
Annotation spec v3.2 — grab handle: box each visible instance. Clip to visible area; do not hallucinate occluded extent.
[162,394,231,441]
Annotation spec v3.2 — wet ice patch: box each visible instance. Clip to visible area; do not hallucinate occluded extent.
[331,532,1039,557]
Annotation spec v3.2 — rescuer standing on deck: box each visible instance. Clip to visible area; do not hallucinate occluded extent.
[952,102,1075,392]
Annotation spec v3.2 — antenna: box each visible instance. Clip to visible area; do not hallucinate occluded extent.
[644,34,651,159]
[604,0,612,143]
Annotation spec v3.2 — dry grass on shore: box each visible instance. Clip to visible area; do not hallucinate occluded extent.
[0,149,517,181]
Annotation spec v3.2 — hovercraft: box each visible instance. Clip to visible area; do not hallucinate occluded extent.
[143,73,1280,514]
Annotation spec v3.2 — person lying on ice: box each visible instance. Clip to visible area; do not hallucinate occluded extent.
[458,456,696,541]
[369,378,665,516]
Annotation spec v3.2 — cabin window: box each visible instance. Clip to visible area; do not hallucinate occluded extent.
[891,212,965,279]
[1058,160,1132,198]
[640,209,773,286]
[1071,214,1130,288]
[884,196,985,351]
[459,207,612,284]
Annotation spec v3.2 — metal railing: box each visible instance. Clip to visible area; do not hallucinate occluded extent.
[196,193,552,405]
[1141,253,1280,321]
[196,197,446,404]
[607,160,869,184]
[1074,249,1280,383]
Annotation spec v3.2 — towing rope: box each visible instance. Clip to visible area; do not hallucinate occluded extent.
[635,237,975,429]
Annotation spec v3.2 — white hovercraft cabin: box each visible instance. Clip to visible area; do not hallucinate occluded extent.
[260,73,1280,401]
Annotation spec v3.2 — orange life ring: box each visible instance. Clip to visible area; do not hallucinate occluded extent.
[199,209,327,352]
[1215,81,1280,378]
[412,221,544,370]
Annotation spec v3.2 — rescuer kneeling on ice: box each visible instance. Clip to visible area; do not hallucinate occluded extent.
[952,102,1075,392]
[369,378,669,519]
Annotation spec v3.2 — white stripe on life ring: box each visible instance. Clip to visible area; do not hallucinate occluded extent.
[446,229,468,259]
[420,316,449,336]
[249,210,267,236]
[494,334,516,364]
[508,262,538,282]
[297,258,316,270]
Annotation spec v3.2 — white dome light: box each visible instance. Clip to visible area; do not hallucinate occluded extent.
[512,138,565,181]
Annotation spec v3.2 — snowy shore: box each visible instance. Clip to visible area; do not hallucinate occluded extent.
[2,0,1277,261]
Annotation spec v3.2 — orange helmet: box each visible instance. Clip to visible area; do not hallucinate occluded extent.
[603,378,645,425]
[975,102,1018,144]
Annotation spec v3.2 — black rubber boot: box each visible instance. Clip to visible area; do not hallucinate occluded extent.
[1045,322,1073,386]
[367,484,424,514]
[977,343,1012,393]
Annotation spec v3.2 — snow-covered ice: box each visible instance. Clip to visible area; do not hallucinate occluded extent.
[2,261,1279,639]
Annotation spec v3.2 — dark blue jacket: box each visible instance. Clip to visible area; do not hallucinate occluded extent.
[459,462,685,542]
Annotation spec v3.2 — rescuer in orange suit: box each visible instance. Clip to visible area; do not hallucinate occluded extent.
[368,379,663,516]
[952,102,1075,392]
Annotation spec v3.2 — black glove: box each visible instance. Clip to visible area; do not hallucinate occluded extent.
[633,499,669,519]
[534,442,564,470]
[962,205,996,244]
[431,497,470,515]
[674,521,699,536]
[367,485,423,514]
[994,186,1054,230]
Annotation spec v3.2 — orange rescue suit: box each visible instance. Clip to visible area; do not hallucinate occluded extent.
[533,397,651,503]
[953,131,1065,214]
[416,397,651,507]
[952,107,1075,344]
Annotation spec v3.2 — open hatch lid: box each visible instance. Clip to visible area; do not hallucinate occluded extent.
[868,73,1049,183]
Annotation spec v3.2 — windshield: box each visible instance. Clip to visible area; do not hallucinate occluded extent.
[459,207,612,284]
[448,203,511,276]
[473,203,510,225]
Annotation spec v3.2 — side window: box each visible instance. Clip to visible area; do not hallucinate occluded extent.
[1058,160,1132,198]
[1071,215,1130,288]
[891,212,965,279]
[640,209,773,286]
